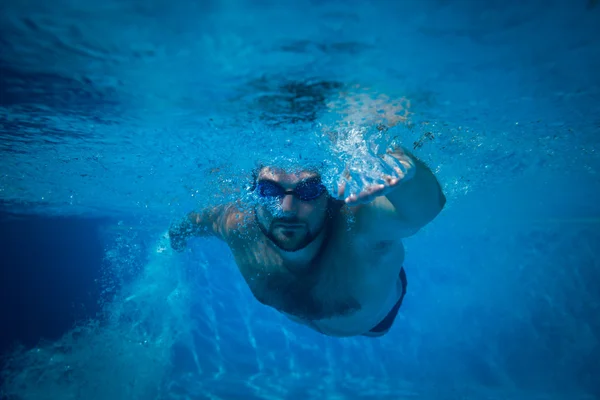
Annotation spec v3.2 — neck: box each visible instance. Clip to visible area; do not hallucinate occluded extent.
[278,227,328,268]
[253,198,342,273]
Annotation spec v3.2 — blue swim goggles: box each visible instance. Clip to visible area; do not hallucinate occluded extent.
[255,178,327,201]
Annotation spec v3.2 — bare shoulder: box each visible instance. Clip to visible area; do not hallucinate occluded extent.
[188,202,252,242]
[216,203,253,240]
[347,196,419,239]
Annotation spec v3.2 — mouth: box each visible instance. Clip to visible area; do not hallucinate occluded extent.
[274,223,304,229]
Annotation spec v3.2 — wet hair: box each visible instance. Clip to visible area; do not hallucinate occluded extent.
[249,164,320,191]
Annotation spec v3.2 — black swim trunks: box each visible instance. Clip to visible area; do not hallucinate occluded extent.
[367,267,407,335]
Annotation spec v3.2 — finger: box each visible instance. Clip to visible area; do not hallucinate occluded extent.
[382,154,407,177]
[345,193,357,204]
[337,180,346,199]
[345,184,385,205]
[336,167,352,199]
[346,192,377,205]
[354,184,384,198]
[383,175,399,186]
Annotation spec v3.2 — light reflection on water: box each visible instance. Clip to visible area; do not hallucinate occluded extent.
[1,0,597,219]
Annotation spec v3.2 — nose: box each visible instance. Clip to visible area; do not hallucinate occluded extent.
[280,193,297,212]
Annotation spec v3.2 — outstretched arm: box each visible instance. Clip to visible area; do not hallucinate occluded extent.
[383,147,446,231]
[168,204,236,251]
[341,146,446,236]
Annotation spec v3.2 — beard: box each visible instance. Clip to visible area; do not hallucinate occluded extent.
[268,223,314,252]
[257,215,325,252]
[253,196,342,253]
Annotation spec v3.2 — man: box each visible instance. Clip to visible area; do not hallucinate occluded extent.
[169,147,445,337]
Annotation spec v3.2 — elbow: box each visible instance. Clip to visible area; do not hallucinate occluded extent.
[439,190,447,212]
[431,174,446,215]
[413,185,446,230]
[429,184,446,222]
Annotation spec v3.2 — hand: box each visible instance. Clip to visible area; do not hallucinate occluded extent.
[168,228,187,252]
[168,218,192,252]
[336,151,415,206]
[169,234,187,252]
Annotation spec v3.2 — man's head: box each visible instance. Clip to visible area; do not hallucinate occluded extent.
[252,166,334,252]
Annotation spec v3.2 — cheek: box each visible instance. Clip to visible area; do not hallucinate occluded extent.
[298,200,328,220]
[256,205,274,223]
[257,198,281,217]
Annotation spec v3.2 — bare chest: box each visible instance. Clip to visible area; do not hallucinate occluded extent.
[232,230,405,321]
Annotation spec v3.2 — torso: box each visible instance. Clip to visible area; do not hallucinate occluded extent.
[226,201,406,337]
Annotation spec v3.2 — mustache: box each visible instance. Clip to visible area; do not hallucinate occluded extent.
[273,217,304,225]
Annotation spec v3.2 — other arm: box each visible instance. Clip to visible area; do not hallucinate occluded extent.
[168,204,239,251]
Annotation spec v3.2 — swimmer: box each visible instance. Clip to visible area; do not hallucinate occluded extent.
[169,147,445,337]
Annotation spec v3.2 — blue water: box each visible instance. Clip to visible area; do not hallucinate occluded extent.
[1,0,599,399]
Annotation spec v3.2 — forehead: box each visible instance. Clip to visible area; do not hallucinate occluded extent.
[257,167,319,184]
